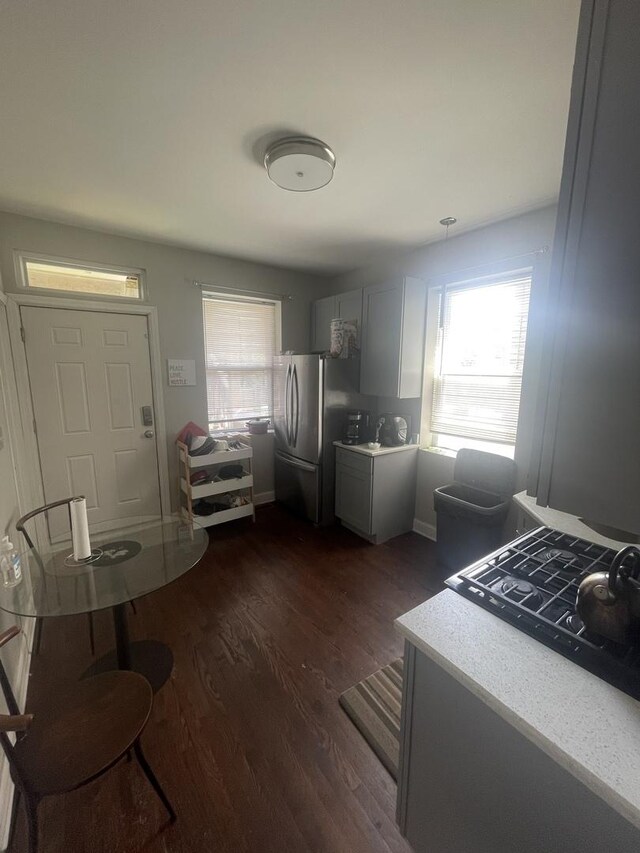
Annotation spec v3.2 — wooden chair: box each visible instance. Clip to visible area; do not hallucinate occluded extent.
[0,626,175,853]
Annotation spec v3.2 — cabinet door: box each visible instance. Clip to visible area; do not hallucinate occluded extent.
[335,289,362,328]
[360,280,404,396]
[360,277,425,398]
[335,464,372,533]
[399,647,640,853]
[529,0,640,533]
[311,296,336,353]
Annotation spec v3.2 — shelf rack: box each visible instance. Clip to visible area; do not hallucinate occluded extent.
[177,438,256,528]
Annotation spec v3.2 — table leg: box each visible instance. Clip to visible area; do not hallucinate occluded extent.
[82,602,174,693]
[113,603,131,670]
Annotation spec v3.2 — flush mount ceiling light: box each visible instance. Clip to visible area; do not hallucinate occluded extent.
[264,136,336,192]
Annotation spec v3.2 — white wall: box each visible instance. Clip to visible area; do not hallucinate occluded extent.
[247,433,275,504]
[0,211,332,505]
[0,299,32,850]
[329,205,558,531]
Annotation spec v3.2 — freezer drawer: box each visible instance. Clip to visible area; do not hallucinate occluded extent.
[275,450,321,524]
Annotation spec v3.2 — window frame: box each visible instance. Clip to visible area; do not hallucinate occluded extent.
[421,263,533,456]
[14,251,147,302]
[201,290,282,435]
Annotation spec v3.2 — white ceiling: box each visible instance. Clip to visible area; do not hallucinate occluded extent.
[0,0,580,274]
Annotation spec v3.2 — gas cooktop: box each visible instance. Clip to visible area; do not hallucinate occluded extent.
[446,526,640,700]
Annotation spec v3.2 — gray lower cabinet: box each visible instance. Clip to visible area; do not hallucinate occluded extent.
[335,452,373,533]
[397,643,639,853]
[360,276,426,398]
[311,289,363,353]
[334,446,418,543]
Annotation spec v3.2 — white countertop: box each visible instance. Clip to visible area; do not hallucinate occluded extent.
[396,590,640,830]
[514,490,636,550]
[333,441,419,457]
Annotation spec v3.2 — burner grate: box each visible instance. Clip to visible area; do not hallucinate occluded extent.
[446,526,640,700]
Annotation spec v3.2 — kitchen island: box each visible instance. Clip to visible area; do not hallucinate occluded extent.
[395,590,640,853]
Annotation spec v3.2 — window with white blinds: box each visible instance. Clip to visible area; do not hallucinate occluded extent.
[430,273,532,447]
[202,295,278,432]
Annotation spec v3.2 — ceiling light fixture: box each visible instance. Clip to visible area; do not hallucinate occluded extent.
[439,216,457,240]
[264,136,336,192]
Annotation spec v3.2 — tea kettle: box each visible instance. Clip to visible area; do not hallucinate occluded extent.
[576,545,640,644]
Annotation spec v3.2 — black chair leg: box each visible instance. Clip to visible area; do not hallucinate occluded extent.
[87,613,95,657]
[134,740,176,822]
[23,792,39,853]
[33,619,43,656]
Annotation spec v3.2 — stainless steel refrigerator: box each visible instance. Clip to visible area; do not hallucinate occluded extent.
[273,354,374,524]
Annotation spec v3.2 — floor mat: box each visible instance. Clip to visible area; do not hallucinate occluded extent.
[339,657,403,779]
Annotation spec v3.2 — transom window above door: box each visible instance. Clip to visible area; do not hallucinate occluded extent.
[16,253,144,300]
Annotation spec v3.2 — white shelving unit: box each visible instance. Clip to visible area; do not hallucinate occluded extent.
[177,438,255,528]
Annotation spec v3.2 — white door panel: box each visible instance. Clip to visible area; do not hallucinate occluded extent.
[22,307,161,540]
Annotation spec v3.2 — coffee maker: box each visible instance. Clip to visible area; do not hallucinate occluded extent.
[342,410,371,445]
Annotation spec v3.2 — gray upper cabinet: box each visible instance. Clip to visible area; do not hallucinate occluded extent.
[311,295,336,353]
[360,276,426,398]
[528,0,640,534]
[335,290,362,326]
[310,289,363,353]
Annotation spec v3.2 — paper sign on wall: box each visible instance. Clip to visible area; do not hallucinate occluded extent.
[167,359,196,386]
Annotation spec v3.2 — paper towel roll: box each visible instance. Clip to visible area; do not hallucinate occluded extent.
[70,497,91,561]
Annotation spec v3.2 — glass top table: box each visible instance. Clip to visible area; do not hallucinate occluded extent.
[0,516,208,691]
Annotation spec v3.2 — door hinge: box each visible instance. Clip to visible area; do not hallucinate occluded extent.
[32,418,37,436]
[20,327,25,343]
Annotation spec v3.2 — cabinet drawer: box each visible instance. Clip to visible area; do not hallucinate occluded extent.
[335,447,373,475]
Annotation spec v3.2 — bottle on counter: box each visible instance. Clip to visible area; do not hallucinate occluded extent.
[0,536,22,588]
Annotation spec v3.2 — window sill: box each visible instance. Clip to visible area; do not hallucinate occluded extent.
[209,429,275,438]
[420,445,457,459]
[424,436,516,460]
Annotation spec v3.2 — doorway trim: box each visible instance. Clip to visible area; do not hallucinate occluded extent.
[6,292,172,523]
[0,292,30,524]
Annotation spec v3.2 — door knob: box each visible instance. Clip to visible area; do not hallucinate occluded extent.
[144,429,155,438]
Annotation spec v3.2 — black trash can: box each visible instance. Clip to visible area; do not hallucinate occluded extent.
[434,449,515,572]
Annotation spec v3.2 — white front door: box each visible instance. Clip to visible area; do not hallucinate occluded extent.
[21,306,162,540]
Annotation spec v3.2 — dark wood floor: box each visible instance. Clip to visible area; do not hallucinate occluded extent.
[11,505,445,853]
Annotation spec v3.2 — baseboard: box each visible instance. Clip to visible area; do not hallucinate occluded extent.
[254,490,275,506]
[0,630,32,851]
[413,518,437,541]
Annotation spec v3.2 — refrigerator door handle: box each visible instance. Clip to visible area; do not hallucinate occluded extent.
[275,450,316,473]
[285,363,292,445]
[292,363,299,447]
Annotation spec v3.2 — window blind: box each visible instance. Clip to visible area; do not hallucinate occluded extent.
[202,295,277,431]
[430,274,532,445]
